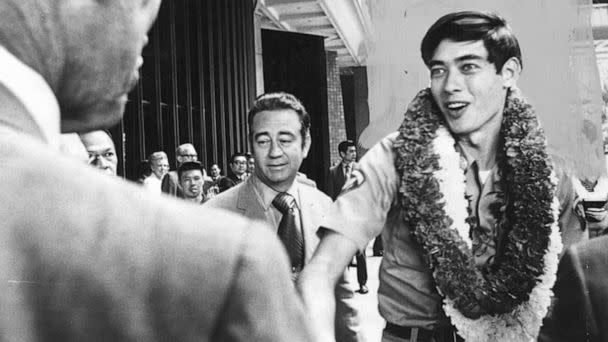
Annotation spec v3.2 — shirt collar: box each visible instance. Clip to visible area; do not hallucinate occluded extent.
[250,175,301,211]
[0,44,61,148]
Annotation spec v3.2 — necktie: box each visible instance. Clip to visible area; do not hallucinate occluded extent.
[344,164,351,179]
[272,192,304,273]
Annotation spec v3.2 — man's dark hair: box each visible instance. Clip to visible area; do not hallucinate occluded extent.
[338,140,356,154]
[247,92,311,144]
[178,161,204,181]
[420,11,522,72]
[230,152,247,164]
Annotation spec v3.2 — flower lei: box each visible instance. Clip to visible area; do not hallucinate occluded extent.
[393,88,563,341]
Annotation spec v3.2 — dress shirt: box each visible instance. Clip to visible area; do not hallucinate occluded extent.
[249,175,302,235]
[0,44,60,148]
[142,175,163,195]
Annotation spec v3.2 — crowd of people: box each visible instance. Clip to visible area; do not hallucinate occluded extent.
[1,1,608,341]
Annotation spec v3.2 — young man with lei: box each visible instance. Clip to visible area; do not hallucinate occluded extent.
[298,11,586,342]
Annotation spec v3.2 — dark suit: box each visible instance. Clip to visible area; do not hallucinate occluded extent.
[218,173,243,193]
[206,175,364,342]
[160,170,182,197]
[327,162,368,290]
[539,236,608,342]
[0,77,312,341]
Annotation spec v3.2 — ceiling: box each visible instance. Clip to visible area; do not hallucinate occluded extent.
[256,0,373,67]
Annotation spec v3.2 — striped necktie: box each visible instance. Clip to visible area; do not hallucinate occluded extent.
[272,192,304,273]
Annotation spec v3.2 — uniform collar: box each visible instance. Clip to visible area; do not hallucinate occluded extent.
[0,44,61,148]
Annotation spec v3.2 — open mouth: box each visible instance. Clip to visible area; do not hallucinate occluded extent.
[444,101,469,116]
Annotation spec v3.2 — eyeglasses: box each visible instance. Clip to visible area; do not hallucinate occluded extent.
[179,154,198,159]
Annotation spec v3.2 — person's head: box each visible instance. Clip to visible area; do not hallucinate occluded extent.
[229,152,248,177]
[248,92,311,192]
[134,159,152,182]
[248,92,311,148]
[0,0,162,133]
[178,161,204,200]
[79,129,118,176]
[246,154,255,174]
[338,140,357,163]
[149,151,169,179]
[210,164,221,178]
[176,143,198,167]
[420,11,522,138]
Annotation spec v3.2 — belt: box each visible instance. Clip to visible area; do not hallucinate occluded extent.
[384,323,463,342]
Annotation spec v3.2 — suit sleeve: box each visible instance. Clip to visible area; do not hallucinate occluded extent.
[538,245,598,342]
[213,225,313,342]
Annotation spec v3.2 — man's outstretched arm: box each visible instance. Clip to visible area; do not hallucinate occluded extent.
[297,231,359,342]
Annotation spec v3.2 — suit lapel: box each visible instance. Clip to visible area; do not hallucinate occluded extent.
[297,186,321,263]
[236,179,274,225]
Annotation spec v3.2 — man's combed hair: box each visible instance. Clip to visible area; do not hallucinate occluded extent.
[338,140,355,154]
[421,11,522,72]
[247,92,311,142]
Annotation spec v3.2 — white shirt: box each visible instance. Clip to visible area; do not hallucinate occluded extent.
[142,175,162,195]
[0,44,61,148]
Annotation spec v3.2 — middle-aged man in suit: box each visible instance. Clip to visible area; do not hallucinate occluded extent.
[206,92,364,342]
[538,235,608,342]
[326,140,369,295]
[161,143,198,197]
[0,1,313,341]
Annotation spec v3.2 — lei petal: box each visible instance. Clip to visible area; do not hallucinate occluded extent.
[394,88,562,341]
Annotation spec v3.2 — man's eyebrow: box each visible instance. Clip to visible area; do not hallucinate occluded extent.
[429,54,485,67]
[253,132,270,140]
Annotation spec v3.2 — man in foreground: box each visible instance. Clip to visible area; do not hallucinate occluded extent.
[207,92,363,342]
[0,0,312,340]
[299,11,584,342]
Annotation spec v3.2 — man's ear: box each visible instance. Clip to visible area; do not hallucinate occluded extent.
[302,131,312,159]
[500,57,521,89]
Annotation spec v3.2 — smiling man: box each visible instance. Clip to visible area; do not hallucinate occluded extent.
[298,11,585,342]
[206,92,364,342]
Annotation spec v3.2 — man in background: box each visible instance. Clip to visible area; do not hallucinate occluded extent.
[161,143,197,197]
[142,151,169,193]
[207,92,364,342]
[178,161,207,204]
[0,0,312,340]
[326,140,369,294]
[80,129,118,176]
[218,152,248,192]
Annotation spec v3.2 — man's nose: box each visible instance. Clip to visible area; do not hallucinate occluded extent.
[443,70,463,93]
[269,141,284,157]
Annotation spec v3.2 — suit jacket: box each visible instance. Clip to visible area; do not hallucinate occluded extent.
[0,86,312,341]
[218,173,243,193]
[327,162,354,200]
[206,176,364,342]
[539,236,608,342]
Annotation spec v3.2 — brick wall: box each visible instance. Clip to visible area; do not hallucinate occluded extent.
[326,50,347,166]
